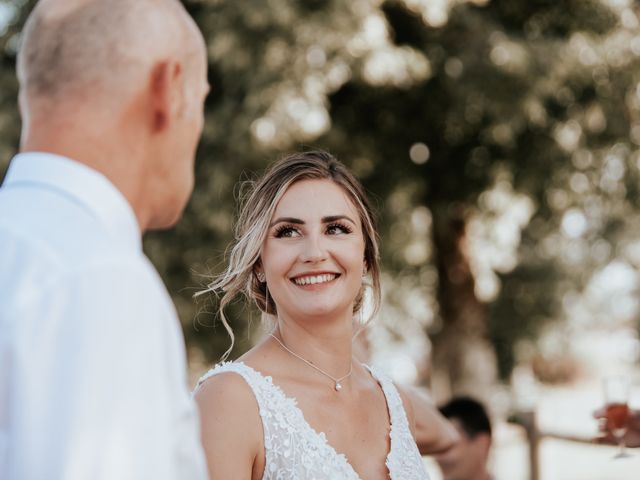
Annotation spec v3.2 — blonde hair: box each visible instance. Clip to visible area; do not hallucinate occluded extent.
[199,150,381,359]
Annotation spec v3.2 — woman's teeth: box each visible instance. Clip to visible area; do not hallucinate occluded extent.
[293,274,337,286]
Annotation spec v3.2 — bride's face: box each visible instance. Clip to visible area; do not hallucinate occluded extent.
[259,178,366,321]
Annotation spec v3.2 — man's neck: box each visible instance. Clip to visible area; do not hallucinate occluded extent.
[21,131,151,232]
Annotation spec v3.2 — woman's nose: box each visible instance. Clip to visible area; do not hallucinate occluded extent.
[299,233,328,263]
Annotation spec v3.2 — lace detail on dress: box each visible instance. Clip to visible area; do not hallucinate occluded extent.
[367,366,430,480]
[195,362,429,480]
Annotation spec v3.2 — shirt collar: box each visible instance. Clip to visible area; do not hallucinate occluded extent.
[3,151,142,252]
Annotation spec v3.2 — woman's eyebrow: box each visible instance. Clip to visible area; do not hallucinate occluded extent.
[269,217,304,227]
[322,215,356,225]
[270,215,356,227]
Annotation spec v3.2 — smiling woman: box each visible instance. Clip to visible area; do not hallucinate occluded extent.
[259,178,367,325]
[198,150,381,358]
[193,151,432,480]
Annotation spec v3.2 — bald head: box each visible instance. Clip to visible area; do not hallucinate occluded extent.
[18,0,204,110]
[16,0,210,231]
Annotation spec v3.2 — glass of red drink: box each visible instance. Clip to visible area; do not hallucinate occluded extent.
[603,376,631,459]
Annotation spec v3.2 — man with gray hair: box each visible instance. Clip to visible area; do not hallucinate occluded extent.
[0,1,210,478]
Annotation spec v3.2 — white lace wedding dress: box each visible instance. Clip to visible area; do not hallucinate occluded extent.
[195,362,430,480]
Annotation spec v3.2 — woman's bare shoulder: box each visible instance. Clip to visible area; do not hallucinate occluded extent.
[195,368,263,440]
[195,368,256,405]
[195,368,263,479]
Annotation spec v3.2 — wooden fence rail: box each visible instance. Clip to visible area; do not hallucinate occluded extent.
[514,410,597,480]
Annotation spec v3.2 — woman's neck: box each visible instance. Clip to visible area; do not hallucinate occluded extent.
[273,311,354,379]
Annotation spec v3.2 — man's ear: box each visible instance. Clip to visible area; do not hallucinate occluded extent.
[148,60,183,132]
[474,432,492,458]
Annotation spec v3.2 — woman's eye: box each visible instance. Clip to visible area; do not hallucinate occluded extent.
[327,223,352,235]
[274,225,300,238]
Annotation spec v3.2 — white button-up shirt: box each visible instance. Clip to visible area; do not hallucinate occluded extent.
[0,152,208,480]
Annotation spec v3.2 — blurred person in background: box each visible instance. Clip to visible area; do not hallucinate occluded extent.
[435,396,494,480]
[0,0,209,479]
[410,385,460,455]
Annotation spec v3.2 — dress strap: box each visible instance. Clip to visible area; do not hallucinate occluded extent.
[194,362,276,412]
[366,366,410,431]
[367,366,430,480]
[195,361,255,392]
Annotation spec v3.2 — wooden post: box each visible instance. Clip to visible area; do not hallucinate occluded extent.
[512,408,601,480]
[519,410,540,480]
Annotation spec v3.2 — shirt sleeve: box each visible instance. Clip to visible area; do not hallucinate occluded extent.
[8,259,207,480]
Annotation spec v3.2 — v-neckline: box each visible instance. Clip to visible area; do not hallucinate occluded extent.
[237,361,395,480]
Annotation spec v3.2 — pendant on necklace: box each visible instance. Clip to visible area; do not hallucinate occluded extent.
[335,382,342,391]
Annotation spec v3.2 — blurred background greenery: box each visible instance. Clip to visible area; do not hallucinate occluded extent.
[2,0,640,405]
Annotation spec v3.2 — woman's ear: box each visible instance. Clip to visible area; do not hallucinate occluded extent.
[254,261,265,283]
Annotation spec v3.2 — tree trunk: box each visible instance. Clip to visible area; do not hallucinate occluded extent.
[429,204,497,400]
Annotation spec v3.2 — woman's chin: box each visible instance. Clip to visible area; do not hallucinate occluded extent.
[290,303,354,321]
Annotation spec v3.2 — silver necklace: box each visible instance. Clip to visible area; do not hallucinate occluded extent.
[269,333,353,392]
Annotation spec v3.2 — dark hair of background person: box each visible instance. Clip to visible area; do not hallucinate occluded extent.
[439,396,492,438]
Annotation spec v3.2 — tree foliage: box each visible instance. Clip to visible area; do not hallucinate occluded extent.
[2,0,640,392]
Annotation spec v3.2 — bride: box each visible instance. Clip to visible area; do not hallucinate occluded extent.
[194,151,448,479]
